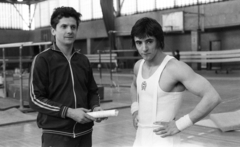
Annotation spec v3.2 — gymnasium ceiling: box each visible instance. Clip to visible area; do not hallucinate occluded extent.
[0,0,46,4]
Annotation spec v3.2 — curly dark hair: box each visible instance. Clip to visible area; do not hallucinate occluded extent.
[131,17,164,50]
[50,6,82,29]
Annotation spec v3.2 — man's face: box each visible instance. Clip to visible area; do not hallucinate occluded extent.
[51,17,78,46]
[134,36,159,61]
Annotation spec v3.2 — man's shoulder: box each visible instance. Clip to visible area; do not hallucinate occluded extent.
[37,48,52,56]
[166,58,195,78]
[135,59,143,66]
[133,59,143,73]
[75,52,89,61]
[33,48,54,62]
[76,52,87,57]
[167,58,185,69]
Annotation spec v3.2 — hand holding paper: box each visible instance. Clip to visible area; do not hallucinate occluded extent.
[87,109,119,118]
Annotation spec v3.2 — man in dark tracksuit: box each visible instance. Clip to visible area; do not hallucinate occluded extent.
[29,7,105,147]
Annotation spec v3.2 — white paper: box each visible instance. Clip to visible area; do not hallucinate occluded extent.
[87,109,119,118]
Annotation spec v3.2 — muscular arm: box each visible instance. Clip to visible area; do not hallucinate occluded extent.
[154,60,221,137]
[175,62,221,123]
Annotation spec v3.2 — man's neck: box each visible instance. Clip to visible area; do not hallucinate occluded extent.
[56,42,73,58]
[145,51,166,67]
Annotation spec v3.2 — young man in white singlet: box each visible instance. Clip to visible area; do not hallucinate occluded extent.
[130,17,221,147]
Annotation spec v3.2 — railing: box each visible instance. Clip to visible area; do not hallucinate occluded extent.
[86,49,240,75]
[0,41,52,111]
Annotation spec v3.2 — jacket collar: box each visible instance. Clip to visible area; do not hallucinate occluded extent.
[51,42,81,54]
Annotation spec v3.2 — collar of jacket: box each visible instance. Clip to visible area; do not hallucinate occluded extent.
[51,42,81,54]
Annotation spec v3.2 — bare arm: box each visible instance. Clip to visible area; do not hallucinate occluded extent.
[176,62,221,123]
[130,60,141,129]
[154,60,221,137]
[130,60,140,103]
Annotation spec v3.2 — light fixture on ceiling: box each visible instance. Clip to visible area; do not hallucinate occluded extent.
[17,0,23,2]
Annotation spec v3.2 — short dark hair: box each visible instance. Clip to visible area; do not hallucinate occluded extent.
[131,17,164,50]
[50,6,82,29]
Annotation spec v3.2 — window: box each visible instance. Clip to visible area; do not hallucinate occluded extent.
[0,0,224,29]
[92,0,102,19]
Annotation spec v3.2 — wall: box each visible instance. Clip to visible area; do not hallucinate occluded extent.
[1,0,240,69]
[0,30,31,44]
[74,39,87,54]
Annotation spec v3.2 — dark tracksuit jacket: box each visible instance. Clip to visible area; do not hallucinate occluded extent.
[29,43,100,138]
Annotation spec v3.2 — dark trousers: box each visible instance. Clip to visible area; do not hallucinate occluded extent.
[42,132,92,147]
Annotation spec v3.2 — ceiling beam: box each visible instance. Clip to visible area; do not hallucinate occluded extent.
[0,0,45,5]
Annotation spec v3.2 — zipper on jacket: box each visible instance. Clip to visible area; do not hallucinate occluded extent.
[63,52,78,138]
[52,46,80,138]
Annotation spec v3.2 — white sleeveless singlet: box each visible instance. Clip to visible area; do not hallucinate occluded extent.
[133,55,183,147]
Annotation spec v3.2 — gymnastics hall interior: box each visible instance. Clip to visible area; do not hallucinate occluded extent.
[0,0,240,146]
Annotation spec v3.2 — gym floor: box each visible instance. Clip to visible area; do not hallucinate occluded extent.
[0,69,240,147]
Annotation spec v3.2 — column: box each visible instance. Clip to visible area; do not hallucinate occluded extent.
[87,38,91,54]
